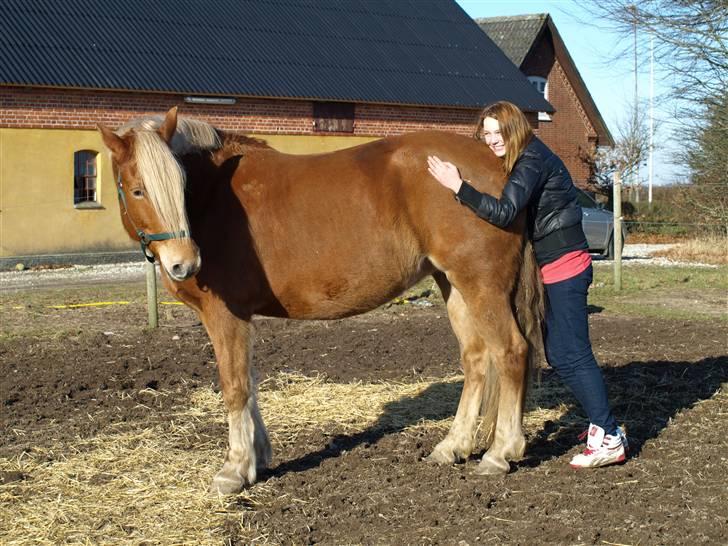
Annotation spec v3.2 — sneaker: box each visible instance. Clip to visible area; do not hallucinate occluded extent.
[569,423,627,469]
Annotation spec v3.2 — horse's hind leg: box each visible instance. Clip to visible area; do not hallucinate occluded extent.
[202,306,272,494]
[464,290,528,475]
[426,272,487,464]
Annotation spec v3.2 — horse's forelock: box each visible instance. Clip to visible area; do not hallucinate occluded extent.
[115,114,223,234]
[130,130,190,235]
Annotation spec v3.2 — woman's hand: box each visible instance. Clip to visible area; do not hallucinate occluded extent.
[427,156,463,194]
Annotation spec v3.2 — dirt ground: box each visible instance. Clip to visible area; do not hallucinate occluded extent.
[1,279,726,545]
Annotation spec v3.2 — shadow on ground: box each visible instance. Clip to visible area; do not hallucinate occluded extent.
[264,355,727,479]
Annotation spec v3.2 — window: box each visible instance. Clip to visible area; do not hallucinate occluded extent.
[527,76,551,122]
[74,150,98,205]
[528,76,548,96]
[313,102,355,133]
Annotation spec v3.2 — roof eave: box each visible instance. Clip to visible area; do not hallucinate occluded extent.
[0,82,549,113]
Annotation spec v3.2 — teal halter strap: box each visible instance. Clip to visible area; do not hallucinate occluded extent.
[116,173,189,263]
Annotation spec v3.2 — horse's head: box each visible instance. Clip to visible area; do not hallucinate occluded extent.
[98,107,201,282]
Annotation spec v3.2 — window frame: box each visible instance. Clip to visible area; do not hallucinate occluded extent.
[73,150,101,208]
[312,102,355,134]
[527,76,552,122]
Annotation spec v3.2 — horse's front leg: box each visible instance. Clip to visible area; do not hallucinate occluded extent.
[202,306,272,494]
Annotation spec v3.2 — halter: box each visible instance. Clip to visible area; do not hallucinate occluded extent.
[116,172,189,263]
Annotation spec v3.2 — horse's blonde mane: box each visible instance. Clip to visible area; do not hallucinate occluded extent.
[118,115,222,155]
[116,116,221,234]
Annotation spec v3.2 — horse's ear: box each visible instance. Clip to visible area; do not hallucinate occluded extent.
[159,106,179,144]
[97,123,127,159]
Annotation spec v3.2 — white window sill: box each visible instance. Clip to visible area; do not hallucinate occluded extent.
[74,202,104,210]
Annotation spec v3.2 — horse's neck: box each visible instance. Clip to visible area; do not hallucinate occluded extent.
[177,151,220,221]
[181,131,275,227]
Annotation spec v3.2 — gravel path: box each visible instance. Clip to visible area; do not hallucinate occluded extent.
[0,262,148,291]
[0,244,713,292]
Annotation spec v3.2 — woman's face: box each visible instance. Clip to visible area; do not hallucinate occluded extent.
[482,116,506,157]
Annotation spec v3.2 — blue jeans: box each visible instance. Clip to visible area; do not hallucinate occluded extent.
[544,264,618,435]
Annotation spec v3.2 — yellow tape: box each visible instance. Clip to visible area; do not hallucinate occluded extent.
[13,300,186,309]
[48,301,131,309]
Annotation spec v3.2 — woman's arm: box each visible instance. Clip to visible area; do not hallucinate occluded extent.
[428,153,544,228]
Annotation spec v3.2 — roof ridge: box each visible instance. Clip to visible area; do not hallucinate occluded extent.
[475,13,549,23]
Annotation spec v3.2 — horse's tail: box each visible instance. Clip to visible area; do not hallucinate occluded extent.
[515,238,545,390]
[480,237,544,444]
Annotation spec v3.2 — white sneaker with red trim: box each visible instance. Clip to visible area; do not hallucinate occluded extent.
[569,423,627,469]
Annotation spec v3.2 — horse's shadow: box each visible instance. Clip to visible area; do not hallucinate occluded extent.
[263,356,726,479]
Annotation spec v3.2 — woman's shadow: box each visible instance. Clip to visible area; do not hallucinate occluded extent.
[263,355,727,478]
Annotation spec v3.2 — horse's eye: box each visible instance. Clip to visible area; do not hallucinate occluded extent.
[132,188,145,199]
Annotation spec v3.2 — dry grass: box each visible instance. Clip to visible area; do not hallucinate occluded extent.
[652,236,728,265]
[0,373,569,545]
[626,232,686,244]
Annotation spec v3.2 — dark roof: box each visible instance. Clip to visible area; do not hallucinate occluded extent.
[0,0,552,112]
[478,13,613,146]
[476,14,548,67]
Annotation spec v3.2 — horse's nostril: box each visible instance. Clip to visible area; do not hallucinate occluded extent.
[171,264,185,278]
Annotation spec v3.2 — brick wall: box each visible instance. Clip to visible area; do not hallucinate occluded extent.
[0,87,480,137]
[536,59,597,188]
[520,29,597,189]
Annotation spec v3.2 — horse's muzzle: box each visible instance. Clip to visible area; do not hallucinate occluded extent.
[167,253,201,281]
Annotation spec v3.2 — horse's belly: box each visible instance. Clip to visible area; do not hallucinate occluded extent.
[263,253,433,320]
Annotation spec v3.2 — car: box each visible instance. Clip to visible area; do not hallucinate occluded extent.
[576,189,625,259]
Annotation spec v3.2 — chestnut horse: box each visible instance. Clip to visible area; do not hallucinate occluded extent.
[99,107,543,494]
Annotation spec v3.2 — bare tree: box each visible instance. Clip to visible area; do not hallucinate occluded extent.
[582,0,727,224]
[582,0,727,110]
[683,92,728,229]
[587,100,651,199]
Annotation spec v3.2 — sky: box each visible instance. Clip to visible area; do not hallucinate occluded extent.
[456,0,682,185]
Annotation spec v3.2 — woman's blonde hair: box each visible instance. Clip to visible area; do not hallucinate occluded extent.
[474,101,533,174]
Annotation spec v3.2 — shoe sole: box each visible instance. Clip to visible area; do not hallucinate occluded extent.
[570,453,626,469]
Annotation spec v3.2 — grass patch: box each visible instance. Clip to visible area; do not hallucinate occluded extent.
[0,281,177,341]
[590,264,728,320]
[0,281,148,308]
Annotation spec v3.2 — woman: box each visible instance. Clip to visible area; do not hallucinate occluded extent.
[427,101,627,469]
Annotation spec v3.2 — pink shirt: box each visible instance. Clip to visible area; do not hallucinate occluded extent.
[540,250,592,285]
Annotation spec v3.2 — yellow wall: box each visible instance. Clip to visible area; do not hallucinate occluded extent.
[0,129,377,257]
[264,134,376,154]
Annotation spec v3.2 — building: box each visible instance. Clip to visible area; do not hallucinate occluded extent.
[477,14,613,189]
[0,0,551,262]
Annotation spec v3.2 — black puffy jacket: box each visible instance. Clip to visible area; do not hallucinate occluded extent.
[456,136,588,266]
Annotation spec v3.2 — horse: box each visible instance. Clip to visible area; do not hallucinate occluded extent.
[98,107,543,495]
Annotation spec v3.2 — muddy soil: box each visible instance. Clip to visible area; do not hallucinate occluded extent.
[1,283,726,545]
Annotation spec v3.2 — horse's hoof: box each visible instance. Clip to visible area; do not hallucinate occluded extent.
[426,443,465,465]
[473,454,509,476]
[209,471,246,496]
[425,451,453,465]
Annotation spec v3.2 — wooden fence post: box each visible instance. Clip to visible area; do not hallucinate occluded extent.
[146,261,159,328]
[613,171,623,291]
